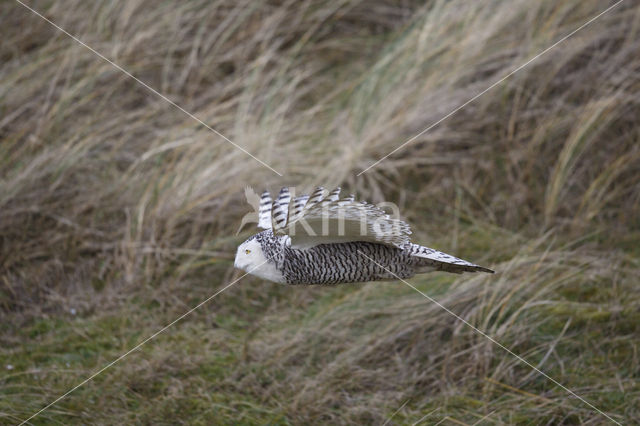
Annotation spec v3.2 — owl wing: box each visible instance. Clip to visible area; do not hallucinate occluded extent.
[258,186,412,249]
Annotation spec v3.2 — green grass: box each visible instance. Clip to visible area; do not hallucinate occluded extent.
[2,0,640,424]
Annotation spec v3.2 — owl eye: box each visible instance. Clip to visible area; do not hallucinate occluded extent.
[245,249,251,255]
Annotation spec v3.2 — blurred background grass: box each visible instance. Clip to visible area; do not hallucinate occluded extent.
[1,0,639,424]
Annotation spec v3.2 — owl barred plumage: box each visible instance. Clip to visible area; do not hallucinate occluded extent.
[235,187,494,285]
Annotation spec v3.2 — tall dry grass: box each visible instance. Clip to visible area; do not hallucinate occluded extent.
[1,0,639,424]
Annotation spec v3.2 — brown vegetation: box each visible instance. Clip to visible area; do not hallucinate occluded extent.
[1,0,639,424]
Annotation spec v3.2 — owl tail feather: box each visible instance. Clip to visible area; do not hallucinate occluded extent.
[409,243,494,275]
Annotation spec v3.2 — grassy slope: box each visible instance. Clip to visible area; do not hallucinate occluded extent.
[1,0,639,424]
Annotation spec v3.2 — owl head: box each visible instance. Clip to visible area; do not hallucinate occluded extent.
[234,235,285,283]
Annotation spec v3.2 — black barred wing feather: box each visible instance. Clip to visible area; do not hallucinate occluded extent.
[257,190,273,229]
[271,187,291,230]
[261,186,412,249]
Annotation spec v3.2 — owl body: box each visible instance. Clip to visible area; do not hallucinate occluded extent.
[234,187,493,285]
[239,229,414,284]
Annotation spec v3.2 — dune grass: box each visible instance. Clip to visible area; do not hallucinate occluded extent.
[1,0,639,424]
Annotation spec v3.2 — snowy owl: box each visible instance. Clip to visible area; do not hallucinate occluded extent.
[235,187,494,284]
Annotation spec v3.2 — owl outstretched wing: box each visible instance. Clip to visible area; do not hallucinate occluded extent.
[258,186,411,249]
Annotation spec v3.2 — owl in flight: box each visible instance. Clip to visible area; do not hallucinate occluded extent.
[235,187,494,284]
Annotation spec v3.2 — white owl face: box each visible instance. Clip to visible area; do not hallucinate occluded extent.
[235,238,266,269]
[234,237,285,283]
